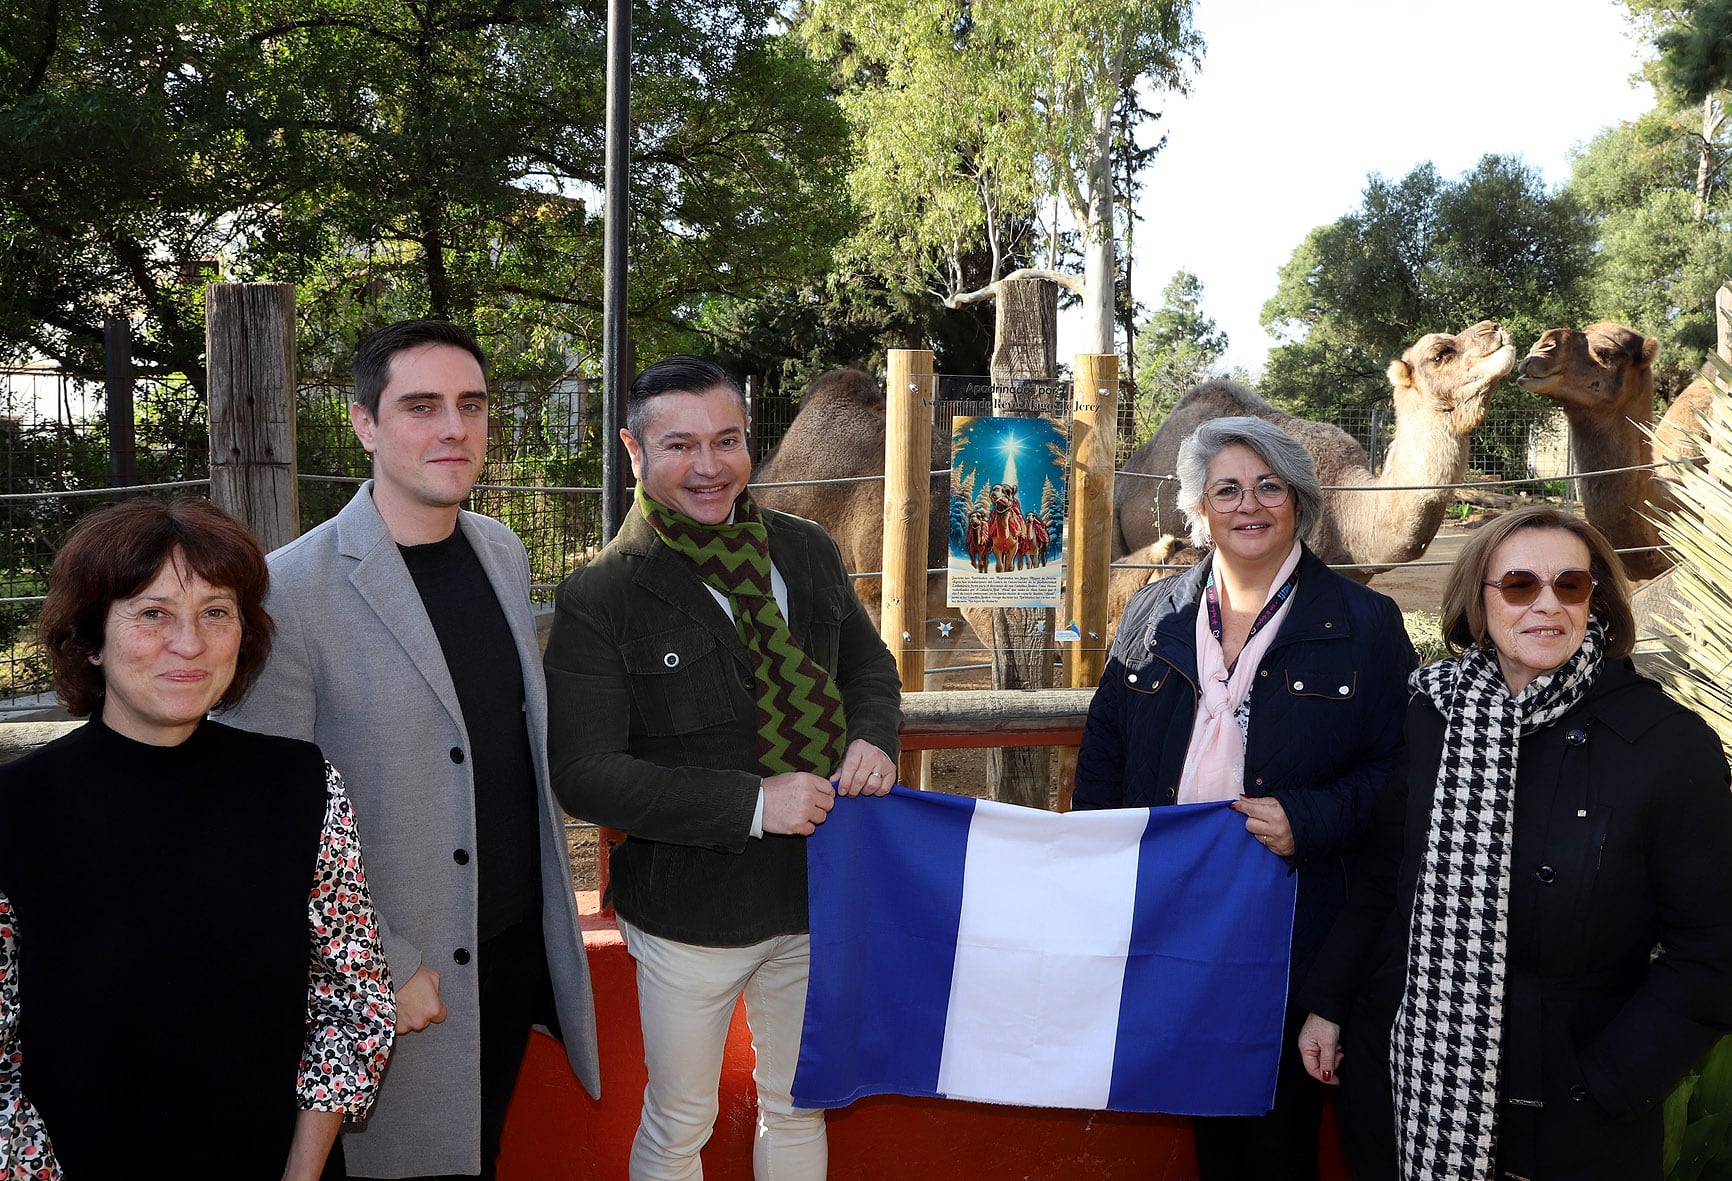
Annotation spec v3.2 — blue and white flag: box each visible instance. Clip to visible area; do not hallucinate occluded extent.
[792,787,1297,1115]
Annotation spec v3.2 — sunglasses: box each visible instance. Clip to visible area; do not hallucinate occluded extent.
[1482,568,1597,607]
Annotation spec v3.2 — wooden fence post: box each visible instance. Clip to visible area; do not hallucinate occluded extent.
[884,349,935,789]
[206,283,299,552]
[1057,355,1118,810]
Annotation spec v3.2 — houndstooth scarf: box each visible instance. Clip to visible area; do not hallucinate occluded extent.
[1394,621,1605,1179]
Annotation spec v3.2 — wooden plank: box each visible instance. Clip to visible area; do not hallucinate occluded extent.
[883,349,935,789]
[206,283,300,550]
[1057,355,1117,810]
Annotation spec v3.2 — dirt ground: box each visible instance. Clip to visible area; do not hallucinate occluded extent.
[567,519,1484,892]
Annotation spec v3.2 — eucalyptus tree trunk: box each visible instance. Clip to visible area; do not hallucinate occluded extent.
[986,277,1059,810]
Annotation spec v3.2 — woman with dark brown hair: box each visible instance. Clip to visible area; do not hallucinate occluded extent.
[0,497,395,1180]
[1298,504,1732,1180]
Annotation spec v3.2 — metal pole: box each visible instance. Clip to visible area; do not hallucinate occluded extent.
[103,317,137,500]
[600,0,631,543]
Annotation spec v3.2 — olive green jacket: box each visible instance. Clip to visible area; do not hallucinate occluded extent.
[545,504,902,945]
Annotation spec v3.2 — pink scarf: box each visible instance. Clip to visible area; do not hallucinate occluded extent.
[1176,542,1303,805]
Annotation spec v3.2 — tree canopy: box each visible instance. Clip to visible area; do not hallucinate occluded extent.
[1259,155,1593,412]
[0,0,852,387]
[1130,270,1230,438]
[798,0,1200,355]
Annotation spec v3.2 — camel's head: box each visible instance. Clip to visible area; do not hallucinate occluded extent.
[1386,320,1516,435]
[1516,323,1659,416]
[990,483,1018,510]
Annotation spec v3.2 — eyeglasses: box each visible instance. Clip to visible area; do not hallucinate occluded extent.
[1482,568,1597,606]
[1207,478,1291,511]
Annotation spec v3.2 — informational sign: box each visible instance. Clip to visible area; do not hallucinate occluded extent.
[946,415,1069,609]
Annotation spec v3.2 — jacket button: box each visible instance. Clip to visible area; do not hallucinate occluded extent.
[1338,685,1350,695]
[449,747,464,764]
[1535,865,1557,884]
[1259,669,1268,678]
[1569,1084,1589,1102]
[1127,673,1138,684]
[1293,680,1305,691]
[453,848,470,865]
[1565,728,1587,746]
[1323,621,1333,629]
[453,947,471,965]
[741,672,755,690]
[1254,776,1264,786]
[1148,680,1161,690]
[1164,787,1177,800]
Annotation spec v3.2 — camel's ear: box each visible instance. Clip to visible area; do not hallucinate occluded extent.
[1386,358,1415,392]
[1641,336,1661,366]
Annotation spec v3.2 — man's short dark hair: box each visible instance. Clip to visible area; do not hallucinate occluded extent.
[353,319,489,418]
[626,356,746,441]
[39,497,274,716]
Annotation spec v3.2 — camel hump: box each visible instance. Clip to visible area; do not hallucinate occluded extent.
[1171,378,1275,419]
[802,367,885,410]
[754,368,886,479]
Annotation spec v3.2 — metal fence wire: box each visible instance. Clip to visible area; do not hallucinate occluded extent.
[0,363,1574,706]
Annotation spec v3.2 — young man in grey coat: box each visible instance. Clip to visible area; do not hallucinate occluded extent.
[228,319,600,1179]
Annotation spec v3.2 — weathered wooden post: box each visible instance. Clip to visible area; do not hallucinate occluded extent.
[1057,355,1118,810]
[206,283,299,551]
[883,349,935,789]
[986,277,1059,810]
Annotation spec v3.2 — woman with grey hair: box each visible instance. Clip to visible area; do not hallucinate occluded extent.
[1075,415,1417,1180]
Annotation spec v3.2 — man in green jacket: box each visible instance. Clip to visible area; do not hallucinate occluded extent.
[545,355,902,1180]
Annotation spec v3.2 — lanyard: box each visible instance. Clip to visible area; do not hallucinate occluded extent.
[1205,567,1299,675]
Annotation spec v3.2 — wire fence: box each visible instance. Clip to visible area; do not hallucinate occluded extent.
[0,362,1599,705]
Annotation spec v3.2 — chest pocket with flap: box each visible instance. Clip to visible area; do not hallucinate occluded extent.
[621,624,740,736]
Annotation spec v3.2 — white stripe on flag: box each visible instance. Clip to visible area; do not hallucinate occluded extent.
[936,799,1150,1108]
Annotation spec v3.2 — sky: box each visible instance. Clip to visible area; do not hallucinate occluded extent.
[1057,0,1659,376]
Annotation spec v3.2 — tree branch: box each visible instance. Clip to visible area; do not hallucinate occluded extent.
[943,268,1085,307]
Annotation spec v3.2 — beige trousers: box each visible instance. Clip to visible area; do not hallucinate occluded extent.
[620,920,827,1181]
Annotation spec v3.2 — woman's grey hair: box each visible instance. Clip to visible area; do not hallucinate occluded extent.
[1174,416,1325,547]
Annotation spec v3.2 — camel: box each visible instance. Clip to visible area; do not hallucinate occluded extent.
[1114,320,1517,584]
[986,483,1026,572]
[750,368,980,659]
[1515,322,1677,580]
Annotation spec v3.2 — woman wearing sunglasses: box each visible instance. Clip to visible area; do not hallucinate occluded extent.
[1076,416,1417,1179]
[1297,504,1732,1181]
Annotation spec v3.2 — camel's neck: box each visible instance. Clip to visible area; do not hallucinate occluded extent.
[1565,408,1663,551]
[1332,409,1472,566]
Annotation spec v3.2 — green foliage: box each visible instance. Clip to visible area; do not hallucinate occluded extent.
[697,272,995,400]
[1668,1035,1732,1180]
[1260,156,1593,413]
[1130,270,1229,440]
[1568,110,1732,397]
[798,0,1200,351]
[1648,359,1732,1181]
[0,0,853,386]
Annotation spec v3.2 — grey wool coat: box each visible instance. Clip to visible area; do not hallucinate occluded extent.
[225,483,600,1179]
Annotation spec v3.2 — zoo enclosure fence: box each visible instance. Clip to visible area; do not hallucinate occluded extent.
[0,363,1578,705]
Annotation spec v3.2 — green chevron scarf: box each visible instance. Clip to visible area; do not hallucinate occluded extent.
[637,486,848,778]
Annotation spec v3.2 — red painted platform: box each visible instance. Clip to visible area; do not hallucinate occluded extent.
[495,893,1351,1181]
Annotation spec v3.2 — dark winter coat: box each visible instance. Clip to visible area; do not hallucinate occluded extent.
[544,504,903,946]
[1299,659,1732,1180]
[1073,544,1417,985]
